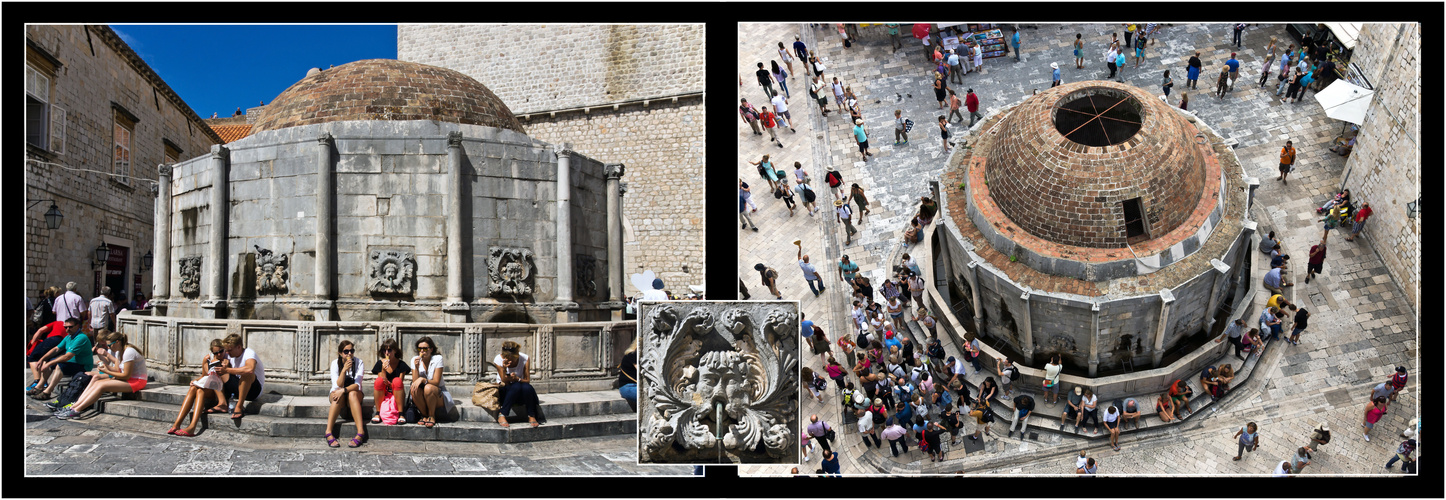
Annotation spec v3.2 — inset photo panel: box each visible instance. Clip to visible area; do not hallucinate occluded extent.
[636,300,802,465]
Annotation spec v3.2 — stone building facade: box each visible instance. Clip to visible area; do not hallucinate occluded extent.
[25,25,221,305]
[1336,23,1420,311]
[396,24,707,296]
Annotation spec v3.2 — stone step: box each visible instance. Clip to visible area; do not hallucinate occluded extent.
[92,399,635,444]
[127,382,634,423]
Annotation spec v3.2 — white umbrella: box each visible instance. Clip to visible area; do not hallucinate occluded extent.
[1314,79,1374,133]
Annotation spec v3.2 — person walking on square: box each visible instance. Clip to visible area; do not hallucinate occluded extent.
[1114,49,1127,82]
[1276,46,1295,95]
[835,200,859,246]
[823,166,845,200]
[1123,23,1135,49]
[1051,62,1062,88]
[1161,69,1174,97]
[798,244,826,297]
[739,182,759,232]
[770,60,791,99]
[1215,65,1230,99]
[1233,421,1261,461]
[852,119,872,161]
[1226,53,1240,90]
[1305,422,1331,453]
[947,89,965,124]
[809,75,830,117]
[1278,140,1297,183]
[938,115,953,154]
[774,178,797,217]
[759,106,783,148]
[1232,23,1246,48]
[885,23,902,52]
[1186,51,1202,89]
[1260,36,1279,87]
[846,183,871,223]
[754,263,782,300]
[1104,404,1122,451]
[1106,43,1119,80]
[1010,28,1021,62]
[1074,33,1085,69]
[1345,201,1373,241]
[1385,438,1417,472]
[756,62,777,100]
[933,74,947,109]
[770,92,796,133]
[1388,366,1408,402]
[777,42,796,78]
[965,89,982,128]
[749,154,780,192]
[807,414,836,453]
[1133,35,1147,68]
[794,177,820,217]
[948,49,963,84]
[1363,397,1387,441]
[793,36,809,67]
[1304,235,1327,284]
[832,77,846,114]
[1217,318,1249,361]
[894,109,909,145]
[972,42,984,73]
[739,98,763,136]
[1283,67,1304,104]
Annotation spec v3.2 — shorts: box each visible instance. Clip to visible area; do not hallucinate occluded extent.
[1065,406,1079,419]
[58,361,85,377]
[1105,419,1118,430]
[1307,261,1323,274]
[1364,420,1375,429]
[222,374,264,401]
[1279,163,1292,174]
[890,312,903,319]
[28,336,63,362]
[124,376,147,392]
[857,140,869,153]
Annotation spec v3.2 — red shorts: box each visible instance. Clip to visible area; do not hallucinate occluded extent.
[124,376,147,392]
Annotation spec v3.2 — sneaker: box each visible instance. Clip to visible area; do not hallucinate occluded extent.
[25,381,39,392]
[55,407,78,419]
[1364,434,1370,442]
[1008,431,1014,438]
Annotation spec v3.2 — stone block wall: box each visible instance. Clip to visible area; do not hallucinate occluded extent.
[25,25,220,303]
[398,24,707,296]
[1338,23,1420,312]
[1095,297,1158,369]
[397,24,705,113]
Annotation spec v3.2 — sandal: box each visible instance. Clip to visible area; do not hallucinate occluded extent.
[422,417,435,428]
[497,417,510,428]
[205,405,227,414]
[166,426,179,435]
[326,432,340,447]
[529,418,539,428]
[231,408,244,420]
[349,432,365,448]
[175,429,196,437]
[370,415,382,424]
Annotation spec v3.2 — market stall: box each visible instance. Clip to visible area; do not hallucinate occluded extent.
[936,24,1007,59]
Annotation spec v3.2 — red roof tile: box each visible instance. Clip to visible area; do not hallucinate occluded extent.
[209,124,253,143]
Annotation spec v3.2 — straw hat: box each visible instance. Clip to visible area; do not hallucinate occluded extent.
[1050,62,1058,69]
[834,200,844,207]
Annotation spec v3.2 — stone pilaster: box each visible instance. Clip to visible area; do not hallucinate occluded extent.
[201,145,229,319]
[312,133,335,321]
[154,164,172,306]
[1203,258,1233,335]
[1153,289,1176,368]
[605,162,626,319]
[444,132,470,323]
[1018,289,1034,365]
[555,146,577,323]
[1088,300,1100,377]
[966,259,984,329]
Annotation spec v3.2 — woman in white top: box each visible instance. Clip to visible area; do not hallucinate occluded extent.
[168,338,230,437]
[325,340,367,447]
[56,331,148,419]
[410,336,453,428]
[777,42,795,78]
[493,341,543,428]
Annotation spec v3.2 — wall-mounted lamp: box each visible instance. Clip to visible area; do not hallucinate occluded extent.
[1406,197,1419,219]
[27,199,64,229]
[141,250,154,272]
[92,242,111,269]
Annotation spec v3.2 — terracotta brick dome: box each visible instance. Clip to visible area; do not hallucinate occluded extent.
[252,59,525,134]
[982,82,1207,249]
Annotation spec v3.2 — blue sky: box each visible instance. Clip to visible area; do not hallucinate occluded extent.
[110,25,397,120]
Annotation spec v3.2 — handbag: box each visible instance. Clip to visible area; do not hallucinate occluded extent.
[379,392,401,425]
[471,381,502,411]
[403,395,421,424]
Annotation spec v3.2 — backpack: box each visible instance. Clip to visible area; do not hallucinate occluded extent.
[757,163,770,180]
[842,391,854,407]
[1008,366,1020,382]
[825,170,842,187]
[872,410,887,425]
[55,372,93,407]
[811,376,828,392]
[904,118,915,133]
[1398,440,1416,456]
[801,184,817,203]
[1313,428,1331,445]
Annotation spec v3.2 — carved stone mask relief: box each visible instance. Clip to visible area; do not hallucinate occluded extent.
[179,256,203,295]
[637,301,799,464]
[254,245,289,295]
[369,249,415,295]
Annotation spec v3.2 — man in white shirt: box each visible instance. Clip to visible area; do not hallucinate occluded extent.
[88,286,115,332]
[770,93,796,133]
[220,333,266,418]
[53,281,87,325]
[797,246,825,297]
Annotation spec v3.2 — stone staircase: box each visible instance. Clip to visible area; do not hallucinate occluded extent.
[26,374,637,444]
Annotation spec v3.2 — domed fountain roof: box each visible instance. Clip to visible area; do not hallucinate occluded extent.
[982,81,1207,248]
[252,59,525,134]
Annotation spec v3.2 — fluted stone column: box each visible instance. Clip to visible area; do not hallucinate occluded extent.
[605,163,625,320]
[201,145,229,319]
[1088,301,1100,377]
[311,133,335,321]
[1152,289,1176,367]
[1018,289,1035,365]
[443,132,469,323]
[555,146,576,322]
[153,164,172,315]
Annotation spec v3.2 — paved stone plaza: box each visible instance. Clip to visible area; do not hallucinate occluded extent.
[23,410,691,476]
[737,23,1419,476]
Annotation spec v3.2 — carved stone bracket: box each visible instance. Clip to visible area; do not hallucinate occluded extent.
[604,163,626,180]
[157,163,172,177]
[574,255,597,299]
[179,256,203,296]
[447,131,463,148]
[297,323,315,378]
[368,249,416,295]
[487,246,536,298]
[254,245,289,295]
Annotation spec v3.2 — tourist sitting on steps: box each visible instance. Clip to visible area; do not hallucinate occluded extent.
[28,318,94,402]
[410,336,454,428]
[371,338,411,425]
[54,331,149,420]
[494,340,544,428]
[167,338,230,436]
[325,339,367,448]
[219,333,266,421]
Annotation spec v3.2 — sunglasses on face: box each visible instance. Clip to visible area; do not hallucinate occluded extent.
[341,349,354,354]
[417,346,431,352]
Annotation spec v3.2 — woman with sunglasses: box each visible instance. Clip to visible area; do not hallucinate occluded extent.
[371,338,411,425]
[493,341,542,428]
[54,331,147,419]
[325,340,367,447]
[167,338,230,436]
[410,336,454,428]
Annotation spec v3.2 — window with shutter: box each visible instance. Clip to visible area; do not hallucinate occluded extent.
[114,119,133,185]
[25,64,50,149]
[50,106,65,155]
